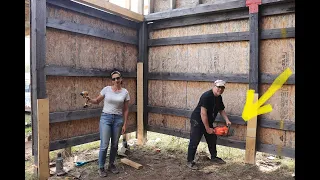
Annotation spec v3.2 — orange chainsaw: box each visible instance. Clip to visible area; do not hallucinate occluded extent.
[213,125,234,137]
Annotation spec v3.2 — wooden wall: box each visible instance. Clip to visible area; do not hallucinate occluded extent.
[145,0,295,158]
[32,0,140,152]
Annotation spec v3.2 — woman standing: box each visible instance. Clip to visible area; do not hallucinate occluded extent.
[86,69,130,177]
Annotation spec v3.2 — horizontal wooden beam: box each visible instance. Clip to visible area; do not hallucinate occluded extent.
[46,18,138,45]
[46,0,138,29]
[145,0,247,21]
[147,106,295,131]
[147,126,294,158]
[148,28,294,47]
[148,72,248,83]
[261,27,295,40]
[74,0,144,22]
[145,0,293,21]
[261,73,295,85]
[259,118,295,131]
[147,126,246,149]
[256,142,295,158]
[149,1,294,30]
[148,32,249,46]
[49,125,136,151]
[50,105,137,123]
[148,72,295,85]
[147,106,245,125]
[45,65,137,78]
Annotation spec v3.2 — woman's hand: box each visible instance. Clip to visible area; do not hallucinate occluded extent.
[122,124,126,134]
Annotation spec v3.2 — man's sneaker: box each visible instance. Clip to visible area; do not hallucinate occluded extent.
[98,167,107,177]
[211,157,226,164]
[108,164,120,174]
[186,161,198,170]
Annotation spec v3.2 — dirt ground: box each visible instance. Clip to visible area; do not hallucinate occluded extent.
[25,132,295,180]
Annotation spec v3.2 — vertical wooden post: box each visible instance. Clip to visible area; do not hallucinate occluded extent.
[148,0,154,14]
[170,0,176,9]
[137,62,144,145]
[245,94,258,164]
[31,0,47,173]
[245,0,261,164]
[138,0,144,14]
[137,22,148,145]
[37,98,50,180]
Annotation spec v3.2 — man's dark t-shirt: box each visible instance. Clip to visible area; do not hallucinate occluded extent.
[190,89,225,125]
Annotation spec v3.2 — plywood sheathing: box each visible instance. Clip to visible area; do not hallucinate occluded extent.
[258,127,285,147]
[149,80,248,117]
[261,13,295,30]
[47,77,137,112]
[47,5,136,37]
[148,80,187,109]
[259,84,295,122]
[46,29,138,72]
[150,20,249,39]
[148,113,188,132]
[260,39,295,75]
[149,42,249,74]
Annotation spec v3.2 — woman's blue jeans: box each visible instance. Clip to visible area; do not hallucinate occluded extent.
[98,113,123,168]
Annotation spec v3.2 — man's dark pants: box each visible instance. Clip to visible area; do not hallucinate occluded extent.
[187,119,217,162]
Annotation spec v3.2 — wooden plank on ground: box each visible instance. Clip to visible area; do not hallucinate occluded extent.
[37,98,50,180]
[74,0,144,22]
[121,158,143,169]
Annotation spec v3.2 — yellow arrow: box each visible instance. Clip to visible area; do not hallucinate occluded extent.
[242,67,293,121]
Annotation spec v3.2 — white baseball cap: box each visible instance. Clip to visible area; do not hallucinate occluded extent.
[214,80,226,87]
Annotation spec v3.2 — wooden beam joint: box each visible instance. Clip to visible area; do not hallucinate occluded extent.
[246,0,262,13]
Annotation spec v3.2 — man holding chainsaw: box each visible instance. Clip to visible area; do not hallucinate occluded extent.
[187,79,231,170]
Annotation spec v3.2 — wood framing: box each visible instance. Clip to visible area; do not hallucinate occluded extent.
[148,28,294,46]
[147,106,294,131]
[149,32,250,46]
[137,63,145,145]
[49,105,137,123]
[31,0,47,168]
[30,0,295,161]
[145,0,292,21]
[50,125,136,151]
[245,93,258,164]
[138,22,148,144]
[245,0,261,164]
[148,72,294,85]
[45,65,137,78]
[37,99,50,179]
[149,1,294,30]
[145,0,246,21]
[74,0,144,22]
[46,18,138,45]
[46,0,138,29]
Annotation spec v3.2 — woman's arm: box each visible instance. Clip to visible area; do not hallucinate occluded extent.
[122,100,129,133]
[88,94,104,104]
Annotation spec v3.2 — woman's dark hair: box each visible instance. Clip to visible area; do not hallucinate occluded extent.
[111,68,123,84]
[110,68,122,77]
